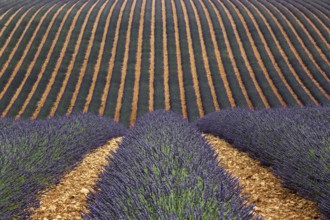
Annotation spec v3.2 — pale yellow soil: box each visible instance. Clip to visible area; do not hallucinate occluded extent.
[114,0,137,121]
[130,0,147,126]
[208,0,253,108]
[189,0,220,111]
[229,0,285,107]
[198,0,235,108]
[148,0,155,112]
[205,134,320,220]
[250,1,303,106]
[180,0,205,117]
[1,4,67,118]
[162,0,170,111]
[83,0,119,113]
[98,0,128,116]
[30,137,122,220]
[67,0,107,114]
[171,0,187,118]
[255,1,320,104]
[16,2,81,119]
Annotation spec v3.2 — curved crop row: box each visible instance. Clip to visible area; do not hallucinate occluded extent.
[84,110,259,219]
[0,113,126,219]
[196,106,330,218]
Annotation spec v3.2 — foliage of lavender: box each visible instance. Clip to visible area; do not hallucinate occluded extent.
[0,113,126,219]
[196,106,330,219]
[84,110,259,220]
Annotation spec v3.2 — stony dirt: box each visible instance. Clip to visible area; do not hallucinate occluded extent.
[205,134,320,220]
[30,137,122,220]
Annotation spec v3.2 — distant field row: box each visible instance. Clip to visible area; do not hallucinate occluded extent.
[0,0,329,125]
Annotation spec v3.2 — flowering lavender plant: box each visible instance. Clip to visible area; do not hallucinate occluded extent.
[84,110,259,219]
[0,113,126,219]
[196,106,330,219]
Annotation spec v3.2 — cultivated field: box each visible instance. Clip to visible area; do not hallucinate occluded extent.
[0,0,328,126]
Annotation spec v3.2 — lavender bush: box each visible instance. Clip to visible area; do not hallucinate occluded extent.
[84,110,259,220]
[196,106,330,219]
[0,113,126,219]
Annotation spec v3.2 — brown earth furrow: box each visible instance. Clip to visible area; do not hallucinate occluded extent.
[251,1,319,105]
[83,1,119,113]
[229,0,286,107]
[1,3,66,118]
[179,0,204,118]
[0,7,34,76]
[113,0,137,122]
[221,0,270,109]
[162,0,170,111]
[30,1,95,119]
[98,0,128,116]
[197,0,236,108]
[171,0,187,118]
[16,2,82,119]
[258,1,328,102]
[130,0,147,126]
[0,8,11,22]
[0,7,20,37]
[189,0,220,111]
[0,7,27,55]
[245,1,303,106]
[148,0,155,112]
[30,137,122,220]
[66,0,107,115]
[49,0,96,117]
[205,134,320,220]
[0,4,56,102]
[209,0,253,109]
[274,0,330,81]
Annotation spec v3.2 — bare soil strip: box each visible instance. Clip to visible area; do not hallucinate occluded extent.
[33,1,99,119]
[189,0,220,111]
[205,134,320,220]
[275,1,330,81]
[250,1,303,106]
[208,0,254,109]
[0,4,56,101]
[83,1,119,113]
[280,2,330,52]
[0,8,20,37]
[1,4,66,118]
[257,1,326,103]
[220,0,270,109]
[16,2,79,119]
[49,0,100,117]
[0,7,29,56]
[130,0,147,126]
[229,1,286,107]
[300,2,330,31]
[30,138,122,220]
[98,0,128,116]
[67,0,107,115]
[171,0,187,118]
[180,0,205,118]
[250,1,319,105]
[0,8,11,22]
[148,0,155,112]
[162,0,170,111]
[113,1,137,122]
[198,0,236,108]
[0,7,34,76]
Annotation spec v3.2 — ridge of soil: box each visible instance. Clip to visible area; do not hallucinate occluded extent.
[205,134,320,220]
[30,137,122,220]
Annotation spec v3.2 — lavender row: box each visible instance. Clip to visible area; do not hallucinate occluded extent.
[84,110,259,219]
[0,113,126,219]
[196,105,330,219]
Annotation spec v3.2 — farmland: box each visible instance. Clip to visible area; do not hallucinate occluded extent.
[0,0,328,126]
[0,0,330,219]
